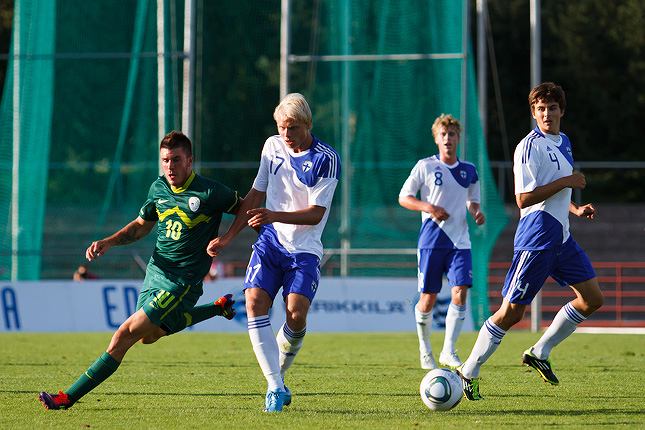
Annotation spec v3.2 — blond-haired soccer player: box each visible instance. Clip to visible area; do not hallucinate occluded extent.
[458,82,604,400]
[399,114,485,370]
[208,93,341,412]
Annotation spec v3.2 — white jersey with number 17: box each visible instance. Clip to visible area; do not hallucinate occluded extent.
[252,134,340,259]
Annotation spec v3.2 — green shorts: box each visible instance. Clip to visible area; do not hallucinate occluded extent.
[136,264,202,333]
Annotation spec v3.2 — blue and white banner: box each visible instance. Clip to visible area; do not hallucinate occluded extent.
[0,278,474,333]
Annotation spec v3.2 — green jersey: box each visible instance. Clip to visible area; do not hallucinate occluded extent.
[139,172,240,285]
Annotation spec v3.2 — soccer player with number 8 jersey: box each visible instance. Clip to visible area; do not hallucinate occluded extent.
[399,114,485,371]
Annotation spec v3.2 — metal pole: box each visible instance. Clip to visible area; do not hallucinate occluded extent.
[182,0,196,139]
[530,0,541,89]
[11,0,21,280]
[340,0,351,276]
[194,0,204,159]
[531,289,542,333]
[157,0,165,175]
[477,0,487,140]
[280,0,291,99]
[530,0,542,333]
[459,0,470,158]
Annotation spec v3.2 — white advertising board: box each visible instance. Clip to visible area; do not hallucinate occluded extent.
[0,278,473,333]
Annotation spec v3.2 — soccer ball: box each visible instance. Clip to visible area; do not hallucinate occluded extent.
[419,368,463,411]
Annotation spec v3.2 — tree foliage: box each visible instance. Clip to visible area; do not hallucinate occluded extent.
[481,0,645,202]
[0,0,13,101]
[483,0,645,163]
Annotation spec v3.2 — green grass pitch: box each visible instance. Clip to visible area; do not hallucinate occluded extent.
[2,331,644,429]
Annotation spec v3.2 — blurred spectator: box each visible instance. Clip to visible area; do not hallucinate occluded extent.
[204,258,226,282]
[73,263,98,281]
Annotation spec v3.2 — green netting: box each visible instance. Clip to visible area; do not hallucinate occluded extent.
[0,0,507,326]
[0,0,55,280]
[287,0,509,326]
[1,0,185,281]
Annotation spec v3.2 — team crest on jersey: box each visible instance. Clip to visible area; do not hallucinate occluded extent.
[460,170,467,179]
[567,147,572,156]
[302,160,313,172]
[188,197,200,212]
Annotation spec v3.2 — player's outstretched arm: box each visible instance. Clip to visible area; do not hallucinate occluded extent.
[570,202,596,219]
[516,173,587,209]
[467,202,485,225]
[399,195,450,221]
[247,205,327,228]
[86,216,155,261]
[207,188,266,257]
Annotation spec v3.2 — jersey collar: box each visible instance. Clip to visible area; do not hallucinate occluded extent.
[171,171,195,193]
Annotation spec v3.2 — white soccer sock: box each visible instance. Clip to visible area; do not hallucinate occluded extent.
[531,301,586,360]
[248,316,284,391]
[461,318,506,379]
[415,305,433,356]
[276,323,306,379]
[442,302,466,355]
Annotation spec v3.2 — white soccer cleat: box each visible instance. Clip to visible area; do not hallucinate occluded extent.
[420,353,437,370]
[439,351,463,368]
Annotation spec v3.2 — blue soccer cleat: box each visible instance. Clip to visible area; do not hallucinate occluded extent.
[264,387,289,412]
[283,385,292,406]
[266,381,292,406]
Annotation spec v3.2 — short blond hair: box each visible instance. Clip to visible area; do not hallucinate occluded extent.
[431,114,461,138]
[273,93,313,130]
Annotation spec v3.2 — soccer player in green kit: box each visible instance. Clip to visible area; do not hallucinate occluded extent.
[39,131,239,410]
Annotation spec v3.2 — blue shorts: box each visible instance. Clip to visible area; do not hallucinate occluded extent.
[417,248,473,294]
[243,241,321,304]
[502,236,596,304]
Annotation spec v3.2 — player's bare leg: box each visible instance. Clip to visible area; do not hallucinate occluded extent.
[40,310,160,409]
[107,310,164,360]
[526,278,603,384]
[459,300,526,400]
[280,294,310,372]
[275,292,310,407]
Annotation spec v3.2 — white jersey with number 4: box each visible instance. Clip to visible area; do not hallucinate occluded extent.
[513,127,574,250]
[252,134,340,259]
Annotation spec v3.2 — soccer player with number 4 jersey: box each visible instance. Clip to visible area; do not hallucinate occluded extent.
[207,93,340,412]
[399,114,485,371]
[39,131,239,410]
[457,82,604,401]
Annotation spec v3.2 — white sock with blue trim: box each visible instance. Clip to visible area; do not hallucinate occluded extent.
[461,318,506,379]
[531,301,586,360]
[276,323,306,379]
[415,305,433,356]
[442,302,466,355]
[248,316,284,392]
